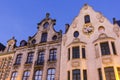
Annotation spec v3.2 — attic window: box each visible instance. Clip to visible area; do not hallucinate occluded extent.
[84,15,90,23]
[43,22,49,29]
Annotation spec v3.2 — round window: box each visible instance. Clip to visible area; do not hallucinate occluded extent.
[52,35,57,40]
[43,22,49,29]
[32,39,36,44]
[73,31,79,38]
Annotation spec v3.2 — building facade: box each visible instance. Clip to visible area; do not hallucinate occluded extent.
[0,4,120,80]
[60,4,120,80]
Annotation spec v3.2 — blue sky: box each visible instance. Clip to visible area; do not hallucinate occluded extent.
[0,0,120,46]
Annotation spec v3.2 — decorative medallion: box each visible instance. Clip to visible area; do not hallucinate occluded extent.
[82,23,94,36]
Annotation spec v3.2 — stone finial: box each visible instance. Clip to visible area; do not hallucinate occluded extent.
[65,24,70,33]
[113,17,116,24]
[46,13,50,18]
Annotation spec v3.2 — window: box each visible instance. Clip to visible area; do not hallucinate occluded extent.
[117,68,120,80]
[83,70,87,80]
[11,71,17,80]
[37,51,44,65]
[47,68,55,80]
[52,35,57,40]
[22,71,30,80]
[72,46,80,59]
[111,42,117,55]
[84,15,90,23]
[68,71,70,80]
[82,47,86,58]
[98,68,103,80]
[41,33,47,42]
[68,48,70,60]
[100,42,110,56]
[26,52,34,63]
[72,69,80,80]
[104,67,115,80]
[74,31,79,38]
[43,22,49,29]
[34,70,42,80]
[49,49,57,61]
[15,54,22,65]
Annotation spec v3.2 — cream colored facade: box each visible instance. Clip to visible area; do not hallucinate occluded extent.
[0,4,120,80]
[60,4,120,80]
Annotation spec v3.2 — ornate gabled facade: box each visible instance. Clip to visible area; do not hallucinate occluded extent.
[0,4,120,80]
[60,4,120,80]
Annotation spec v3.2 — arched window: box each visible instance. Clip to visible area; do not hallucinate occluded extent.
[11,71,17,80]
[41,32,48,42]
[22,71,30,80]
[47,68,55,80]
[84,15,90,23]
[34,70,42,80]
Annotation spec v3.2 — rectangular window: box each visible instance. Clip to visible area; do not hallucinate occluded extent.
[72,69,80,80]
[37,51,44,65]
[84,15,90,23]
[41,33,47,42]
[98,68,103,80]
[83,70,87,80]
[117,68,120,80]
[26,52,34,63]
[104,67,116,80]
[100,42,110,56]
[68,48,70,60]
[22,71,30,80]
[49,49,57,61]
[15,54,22,65]
[82,47,86,58]
[68,71,70,80]
[111,42,117,55]
[47,68,55,80]
[72,46,80,59]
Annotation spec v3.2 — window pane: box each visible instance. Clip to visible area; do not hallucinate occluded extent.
[49,49,57,61]
[104,67,115,80]
[111,42,117,55]
[84,15,90,23]
[98,68,103,80]
[68,71,70,80]
[41,33,47,42]
[47,68,55,80]
[82,48,86,58]
[34,70,42,80]
[100,42,110,56]
[11,72,17,80]
[68,48,70,60]
[72,46,80,59]
[72,69,80,80]
[83,70,87,80]
[117,68,120,80]
[23,71,30,80]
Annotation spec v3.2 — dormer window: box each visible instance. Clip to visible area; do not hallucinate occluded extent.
[84,15,90,23]
[43,22,49,29]
[41,33,48,42]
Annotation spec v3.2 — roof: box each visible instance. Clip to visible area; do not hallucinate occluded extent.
[0,43,5,51]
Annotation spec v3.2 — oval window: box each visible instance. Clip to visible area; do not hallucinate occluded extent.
[43,22,49,29]
[52,35,57,40]
[73,31,79,38]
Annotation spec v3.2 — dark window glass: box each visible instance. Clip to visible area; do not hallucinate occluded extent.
[47,68,55,80]
[68,48,70,60]
[72,46,80,59]
[41,33,47,42]
[111,42,117,55]
[49,49,57,61]
[100,42,110,56]
[82,48,86,58]
[83,70,87,80]
[43,22,49,29]
[104,67,116,80]
[52,35,57,40]
[32,39,36,44]
[74,31,79,38]
[117,68,120,80]
[84,15,90,23]
[15,54,22,65]
[11,71,17,80]
[37,51,44,65]
[22,71,30,80]
[26,52,34,63]
[68,71,70,80]
[72,69,80,80]
[98,68,103,80]
[34,70,42,80]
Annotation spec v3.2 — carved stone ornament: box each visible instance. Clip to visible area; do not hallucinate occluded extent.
[113,26,119,37]
[71,59,80,67]
[83,4,88,10]
[102,57,112,65]
[82,23,94,36]
[72,19,77,28]
[96,12,104,23]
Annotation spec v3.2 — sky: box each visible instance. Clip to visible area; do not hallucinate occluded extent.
[0,0,120,46]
